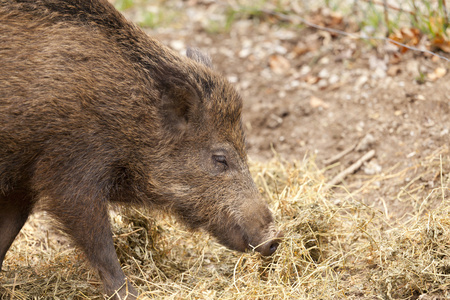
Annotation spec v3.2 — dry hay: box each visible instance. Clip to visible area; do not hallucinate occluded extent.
[1,148,449,299]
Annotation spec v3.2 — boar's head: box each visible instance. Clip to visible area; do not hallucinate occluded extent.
[150,48,281,256]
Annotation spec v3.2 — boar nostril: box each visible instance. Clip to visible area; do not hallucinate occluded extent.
[269,241,279,253]
[258,238,281,256]
[255,231,283,256]
[266,231,283,255]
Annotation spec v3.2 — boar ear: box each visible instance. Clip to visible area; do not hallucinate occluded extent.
[186,47,213,69]
[161,77,201,134]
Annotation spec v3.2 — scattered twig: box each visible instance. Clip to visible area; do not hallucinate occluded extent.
[323,143,357,166]
[324,134,375,166]
[326,149,376,190]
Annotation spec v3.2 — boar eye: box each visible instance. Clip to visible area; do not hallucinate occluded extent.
[212,155,228,170]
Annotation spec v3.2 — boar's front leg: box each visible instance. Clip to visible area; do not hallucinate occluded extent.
[44,190,138,299]
[0,190,34,271]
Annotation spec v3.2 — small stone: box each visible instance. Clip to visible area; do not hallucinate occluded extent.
[170,40,185,51]
[356,134,376,151]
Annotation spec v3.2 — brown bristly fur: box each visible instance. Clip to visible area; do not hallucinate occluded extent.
[0,0,281,298]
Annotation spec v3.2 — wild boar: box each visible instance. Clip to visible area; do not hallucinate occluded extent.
[0,0,282,298]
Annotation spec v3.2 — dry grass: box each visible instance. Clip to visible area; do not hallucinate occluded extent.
[1,149,449,299]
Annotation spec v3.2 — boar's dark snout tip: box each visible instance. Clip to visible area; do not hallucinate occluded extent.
[258,231,284,256]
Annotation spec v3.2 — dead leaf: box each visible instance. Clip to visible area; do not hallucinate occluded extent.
[293,42,311,57]
[304,74,320,84]
[401,27,420,39]
[318,31,332,45]
[388,27,421,53]
[310,96,329,109]
[431,55,440,62]
[269,55,291,74]
[308,8,345,33]
[389,52,402,65]
[387,65,401,76]
[432,36,450,53]
[330,11,343,26]
[427,67,447,81]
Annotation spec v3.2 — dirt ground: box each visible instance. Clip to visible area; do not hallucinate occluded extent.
[145,5,450,221]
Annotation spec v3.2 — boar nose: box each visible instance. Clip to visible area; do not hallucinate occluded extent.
[257,231,283,256]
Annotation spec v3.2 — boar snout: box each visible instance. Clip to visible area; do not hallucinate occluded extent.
[211,203,282,256]
[255,230,283,256]
[223,198,283,256]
